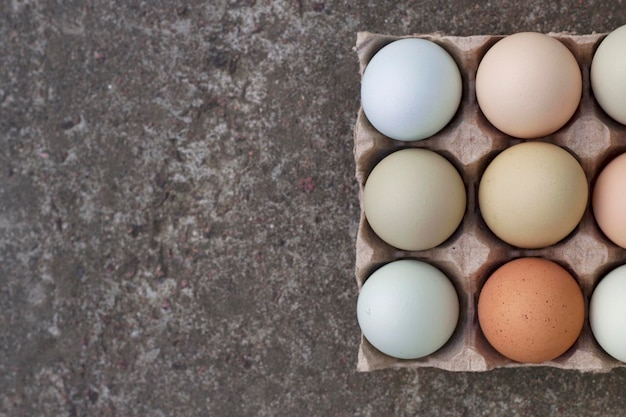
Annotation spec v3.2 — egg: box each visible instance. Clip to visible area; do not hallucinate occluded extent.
[591,25,626,125]
[478,142,588,249]
[476,32,582,138]
[361,38,462,141]
[357,259,459,359]
[478,258,584,363]
[590,264,626,362]
[364,148,466,251]
[592,153,626,249]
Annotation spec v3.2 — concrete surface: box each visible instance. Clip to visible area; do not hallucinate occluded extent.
[2,1,626,416]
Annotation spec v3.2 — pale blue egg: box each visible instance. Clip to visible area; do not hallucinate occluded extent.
[361,38,462,141]
[357,259,459,359]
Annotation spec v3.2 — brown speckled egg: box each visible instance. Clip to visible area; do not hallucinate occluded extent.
[477,258,584,363]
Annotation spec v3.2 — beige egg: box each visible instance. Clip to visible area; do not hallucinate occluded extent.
[478,258,584,363]
[364,148,466,251]
[476,32,582,139]
[478,142,588,249]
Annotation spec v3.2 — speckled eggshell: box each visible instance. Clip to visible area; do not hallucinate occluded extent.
[477,258,585,363]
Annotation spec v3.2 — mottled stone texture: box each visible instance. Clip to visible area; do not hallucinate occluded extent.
[1,1,626,416]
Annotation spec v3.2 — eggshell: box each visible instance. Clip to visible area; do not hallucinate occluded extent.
[364,148,466,251]
[591,25,626,125]
[477,258,585,363]
[361,38,462,141]
[478,142,588,249]
[592,153,626,249]
[590,265,626,362]
[476,32,582,139]
[357,259,459,359]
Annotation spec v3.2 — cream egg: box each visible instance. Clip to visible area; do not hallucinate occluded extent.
[591,25,626,125]
[364,148,466,251]
[361,38,462,141]
[478,142,588,249]
[357,259,459,359]
[590,265,626,362]
[476,32,582,138]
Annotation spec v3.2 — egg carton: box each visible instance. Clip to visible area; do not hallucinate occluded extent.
[353,31,626,372]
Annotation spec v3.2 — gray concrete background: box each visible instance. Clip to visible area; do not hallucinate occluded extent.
[2,1,626,416]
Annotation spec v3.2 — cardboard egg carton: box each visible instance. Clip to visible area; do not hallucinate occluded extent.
[354,31,626,372]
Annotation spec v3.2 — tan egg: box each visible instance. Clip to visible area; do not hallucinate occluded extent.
[592,153,626,248]
[476,32,582,139]
[478,258,585,363]
[478,142,588,249]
